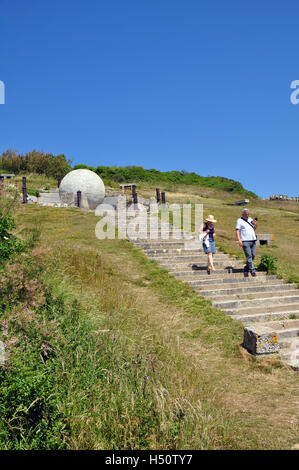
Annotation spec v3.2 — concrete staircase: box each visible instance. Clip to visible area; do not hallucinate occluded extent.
[37,189,62,207]
[121,211,299,370]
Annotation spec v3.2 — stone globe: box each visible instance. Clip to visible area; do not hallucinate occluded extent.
[59,169,105,210]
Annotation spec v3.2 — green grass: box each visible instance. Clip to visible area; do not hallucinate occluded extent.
[6,204,298,450]
[2,176,299,449]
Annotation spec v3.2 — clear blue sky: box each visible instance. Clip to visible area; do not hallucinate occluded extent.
[1,0,299,198]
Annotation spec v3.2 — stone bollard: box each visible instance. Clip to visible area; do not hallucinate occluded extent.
[77,190,81,207]
[133,192,138,208]
[22,176,27,204]
[156,188,160,203]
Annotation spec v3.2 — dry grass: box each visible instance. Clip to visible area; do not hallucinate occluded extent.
[12,201,299,450]
[12,173,57,189]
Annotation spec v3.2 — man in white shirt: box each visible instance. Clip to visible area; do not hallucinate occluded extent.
[236,209,258,276]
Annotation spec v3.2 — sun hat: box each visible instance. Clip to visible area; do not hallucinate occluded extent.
[205,215,217,223]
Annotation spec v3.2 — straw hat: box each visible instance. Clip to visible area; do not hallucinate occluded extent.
[205,215,217,223]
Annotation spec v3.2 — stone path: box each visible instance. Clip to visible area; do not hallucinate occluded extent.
[121,211,299,370]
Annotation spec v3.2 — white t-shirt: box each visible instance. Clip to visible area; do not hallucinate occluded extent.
[236,217,257,241]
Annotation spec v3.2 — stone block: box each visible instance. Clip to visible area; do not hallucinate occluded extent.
[234,199,249,206]
[103,196,120,209]
[243,325,280,355]
[256,233,274,246]
[184,240,202,250]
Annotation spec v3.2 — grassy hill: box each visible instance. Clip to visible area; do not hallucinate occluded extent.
[73,163,257,197]
[1,173,299,449]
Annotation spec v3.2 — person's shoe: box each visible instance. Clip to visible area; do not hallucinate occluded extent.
[251,271,256,277]
[244,265,249,273]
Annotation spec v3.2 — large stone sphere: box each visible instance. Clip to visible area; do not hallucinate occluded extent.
[59,169,105,209]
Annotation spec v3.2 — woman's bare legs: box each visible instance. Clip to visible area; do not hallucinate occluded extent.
[208,252,216,271]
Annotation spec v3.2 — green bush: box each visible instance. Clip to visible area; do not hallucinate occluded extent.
[0,211,25,261]
[257,254,278,274]
[27,188,40,197]
[72,164,256,196]
[0,149,71,179]
[0,349,66,450]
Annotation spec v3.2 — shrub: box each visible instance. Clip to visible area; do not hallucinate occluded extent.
[257,254,278,274]
[0,256,46,311]
[27,188,40,197]
[0,350,66,450]
[72,164,256,196]
[0,212,26,261]
[0,149,72,179]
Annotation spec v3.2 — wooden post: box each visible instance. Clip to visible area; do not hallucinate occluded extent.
[57,178,61,188]
[77,190,81,207]
[156,188,160,203]
[22,176,27,204]
[161,191,166,205]
[133,192,138,208]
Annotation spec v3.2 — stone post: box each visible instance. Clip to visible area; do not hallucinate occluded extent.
[22,176,27,204]
[77,190,81,207]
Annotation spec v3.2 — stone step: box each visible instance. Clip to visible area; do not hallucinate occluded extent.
[37,195,61,204]
[254,319,299,340]
[151,256,231,265]
[279,338,299,370]
[133,225,190,230]
[142,248,206,255]
[233,309,299,324]
[148,253,229,261]
[173,274,270,284]
[160,261,244,270]
[207,288,299,303]
[276,336,299,350]
[280,356,299,371]
[135,244,204,252]
[126,223,298,368]
[215,295,299,310]
[130,238,197,243]
[222,302,299,316]
[187,274,276,287]
[197,281,292,298]
[128,231,195,237]
[134,241,188,247]
[170,268,259,278]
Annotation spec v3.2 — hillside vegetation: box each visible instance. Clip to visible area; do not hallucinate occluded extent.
[0,149,71,179]
[0,148,256,197]
[73,163,257,197]
[0,171,298,450]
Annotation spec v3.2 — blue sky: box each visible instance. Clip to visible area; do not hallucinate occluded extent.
[1,0,299,197]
